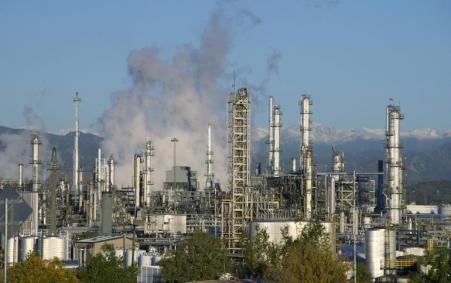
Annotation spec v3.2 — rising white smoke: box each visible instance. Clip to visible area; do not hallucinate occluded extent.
[100,11,230,189]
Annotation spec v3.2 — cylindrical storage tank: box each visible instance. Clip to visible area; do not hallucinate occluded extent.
[20,236,36,262]
[139,254,152,267]
[365,228,385,279]
[125,249,138,267]
[40,237,65,260]
[100,191,113,235]
[439,205,451,218]
[8,237,19,265]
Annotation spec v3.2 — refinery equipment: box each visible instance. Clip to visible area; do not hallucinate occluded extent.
[386,104,404,225]
[205,124,214,190]
[73,92,81,212]
[300,95,313,219]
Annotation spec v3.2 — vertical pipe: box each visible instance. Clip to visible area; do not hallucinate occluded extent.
[268,96,274,175]
[73,93,81,212]
[273,106,281,177]
[18,163,23,190]
[78,169,84,212]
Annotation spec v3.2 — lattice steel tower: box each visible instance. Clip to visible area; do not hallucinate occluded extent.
[227,87,251,254]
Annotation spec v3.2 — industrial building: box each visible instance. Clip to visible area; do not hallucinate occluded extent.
[0,89,449,283]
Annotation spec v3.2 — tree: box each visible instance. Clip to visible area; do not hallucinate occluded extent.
[242,225,281,280]
[6,253,79,283]
[411,247,451,283]
[77,243,138,283]
[356,263,372,283]
[266,220,348,283]
[160,232,231,282]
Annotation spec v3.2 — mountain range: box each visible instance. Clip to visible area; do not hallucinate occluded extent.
[1,124,451,185]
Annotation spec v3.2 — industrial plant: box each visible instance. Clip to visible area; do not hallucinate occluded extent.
[0,88,450,283]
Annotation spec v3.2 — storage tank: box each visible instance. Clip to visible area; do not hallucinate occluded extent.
[125,249,139,266]
[8,237,19,265]
[139,253,152,267]
[365,228,385,279]
[40,237,65,260]
[20,236,36,262]
[439,205,451,217]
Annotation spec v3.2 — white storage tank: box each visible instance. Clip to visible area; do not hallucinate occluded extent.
[40,237,65,260]
[125,249,139,267]
[20,236,36,262]
[139,253,152,267]
[439,205,451,217]
[7,236,19,265]
[365,228,385,279]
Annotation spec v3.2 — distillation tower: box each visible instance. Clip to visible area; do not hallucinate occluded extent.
[268,96,274,174]
[73,92,81,211]
[273,105,282,177]
[144,140,154,207]
[300,95,313,219]
[205,124,214,190]
[386,104,404,225]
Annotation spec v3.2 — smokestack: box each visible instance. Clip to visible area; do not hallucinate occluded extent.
[134,154,142,208]
[100,191,113,235]
[206,124,214,190]
[268,96,274,175]
[18,163,23,190]
[386,104,404,224]
[273,105,281,177]
[144,140,153,207]
[73,92,81,211]
[300,95,313,219]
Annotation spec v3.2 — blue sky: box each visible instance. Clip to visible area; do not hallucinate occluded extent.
[1,0,450,133]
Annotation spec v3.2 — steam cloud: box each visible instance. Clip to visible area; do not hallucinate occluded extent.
[100,11,230,188]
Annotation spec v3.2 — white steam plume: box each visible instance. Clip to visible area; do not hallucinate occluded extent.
[100,12,230,189]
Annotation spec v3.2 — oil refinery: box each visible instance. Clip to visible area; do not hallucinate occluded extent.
[0,88,450,283]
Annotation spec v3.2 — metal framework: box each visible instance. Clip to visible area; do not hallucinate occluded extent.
[227,87,251,254]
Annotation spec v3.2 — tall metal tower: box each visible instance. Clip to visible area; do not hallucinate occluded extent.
[133,154,142,208]
[30,135,41,232]
[227,87,251,254]
[386,104,404,224]
[273,105,282,177]
[300,95,313,219]
[205,124,214,190]
[73,92,81,211]
[267,96,274,174]
[144,140,154,207]
[48,147,59,236]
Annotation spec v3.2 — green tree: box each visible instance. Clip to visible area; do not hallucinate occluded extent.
[160,232,231,283]
[420,247,451,283]
[77,243,138,283]
[242,225,281,279]
[356,263,372,283]
[267,220,348,283]
[7,253,79,283]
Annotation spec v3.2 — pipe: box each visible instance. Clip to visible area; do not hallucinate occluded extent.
[273,105,281,177]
